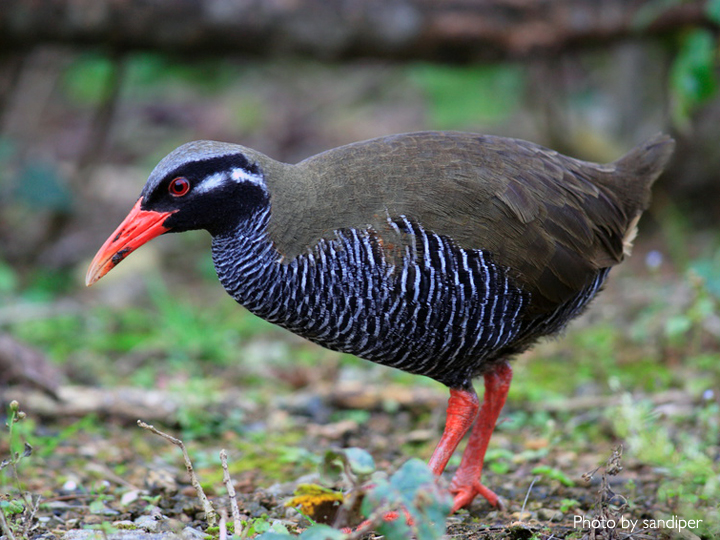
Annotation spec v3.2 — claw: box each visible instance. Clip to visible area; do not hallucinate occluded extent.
[450,481,503,512]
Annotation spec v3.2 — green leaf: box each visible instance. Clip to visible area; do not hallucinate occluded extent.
[88,499,109,514]
[320,450,346,485]
[320,447,375,485]
[256,524,347,540]
[389,459,435,506]
[252,518,272,535]
[670,29,719,125]
[362,460,451,540]
[1,499,25,516]
[299,524,348,539]
[690,251,720,298]
[271,521,291,534]
[343,447,375,476]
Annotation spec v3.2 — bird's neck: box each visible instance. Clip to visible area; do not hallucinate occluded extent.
[211,206,283,316]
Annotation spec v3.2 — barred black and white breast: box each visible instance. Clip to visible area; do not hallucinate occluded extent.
[212,200,608,390]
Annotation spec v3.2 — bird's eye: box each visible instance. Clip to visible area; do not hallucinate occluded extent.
[169,177,190,197]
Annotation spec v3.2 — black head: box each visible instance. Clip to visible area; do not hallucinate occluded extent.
[86,140,273,285]
[140,140,271,236]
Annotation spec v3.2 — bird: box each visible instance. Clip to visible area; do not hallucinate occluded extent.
[86,131,674,513]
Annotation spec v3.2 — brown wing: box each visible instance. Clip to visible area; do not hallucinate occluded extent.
[265,131,673,315]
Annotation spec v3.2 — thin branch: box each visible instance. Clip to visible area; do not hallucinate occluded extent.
[218,510,228,540]
[220,449,243,537]
[137,420,218,527]
[520,476,539,520]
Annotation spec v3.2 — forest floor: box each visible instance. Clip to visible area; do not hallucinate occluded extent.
[1,241,719,540]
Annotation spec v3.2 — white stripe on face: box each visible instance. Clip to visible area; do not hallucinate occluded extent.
[195,167,266,194]
[195,172,226,194]
[230,167,266,189]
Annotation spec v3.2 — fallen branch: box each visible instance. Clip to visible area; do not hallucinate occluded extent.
[220,449,243,537]
[137,420,218,527]
[0,334,61,398]
[0,0,711,62]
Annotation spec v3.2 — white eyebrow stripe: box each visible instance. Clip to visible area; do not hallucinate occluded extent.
[194,167,266,195]
[194,172,226,194]
[231,168,266,190]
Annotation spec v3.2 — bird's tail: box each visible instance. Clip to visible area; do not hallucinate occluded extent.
[611,133,675,256]
[612,133,675,210]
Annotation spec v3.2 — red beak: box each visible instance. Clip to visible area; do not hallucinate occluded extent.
[86,198,175,286]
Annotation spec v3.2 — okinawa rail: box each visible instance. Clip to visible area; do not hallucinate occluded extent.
[87,131,674,512]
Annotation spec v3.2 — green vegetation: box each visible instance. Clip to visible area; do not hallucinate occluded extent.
[259,448,452,540]
[1,237,719,536]
[610,394,720,537]
[3,25,720,536]
[1,401,37,540]
[2,252,717,538]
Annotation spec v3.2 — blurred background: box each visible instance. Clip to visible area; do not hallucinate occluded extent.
[0,1,719,536]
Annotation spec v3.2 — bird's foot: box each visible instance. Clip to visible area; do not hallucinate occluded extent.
[450,481,505,513]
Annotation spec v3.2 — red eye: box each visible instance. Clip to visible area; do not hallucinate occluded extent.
[169,177,190,197]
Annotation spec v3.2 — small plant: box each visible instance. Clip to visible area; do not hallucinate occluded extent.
[230,515,290,538]
[259,448,452,540]
[531,465,575,488]
[559,498,580,513]
[1,401,39,540]
[609,394,720,536]
[361,459,452,540]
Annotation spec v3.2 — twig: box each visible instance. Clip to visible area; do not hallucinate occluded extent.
[582,445,626,540]
[220,449,243,537]
[25,494,41,532]
[137,419,218,526]
[520,476,539,519]
[218,509,228,540]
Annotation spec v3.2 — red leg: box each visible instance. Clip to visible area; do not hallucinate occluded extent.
[345,369,507,532]
[449,361,512,512]
[428,387,480,476]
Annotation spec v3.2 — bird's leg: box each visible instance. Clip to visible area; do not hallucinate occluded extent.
[348,372,505,531]
[449,361,512,512]
[428,387,480,476]
[345,390,479,533]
